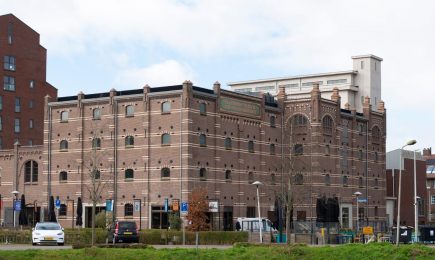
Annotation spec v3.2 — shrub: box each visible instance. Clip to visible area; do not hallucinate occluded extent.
[168,213,182,231]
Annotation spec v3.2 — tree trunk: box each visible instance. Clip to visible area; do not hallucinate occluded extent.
[92,196,96,246]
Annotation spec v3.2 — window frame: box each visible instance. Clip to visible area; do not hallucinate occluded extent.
[270,116,276,128]
[92,137,101,149]
[199,134,207,147]
[162,101,171,114]
[3,55,16,71]
[92,108,101,120]
[125,169,134,180]
[60,111,69,122]
[224,137,232,150]
[124,203,133,217]
[199,103,206,115]
[161,133,171,146]
[248,140,254,153]
[59,171,68,182]
[125,135,134,147]
[24,160,38,183]
[4,76,15,91]
[161,167,170,179]
[125,105,134,117]
[60,140,68,151]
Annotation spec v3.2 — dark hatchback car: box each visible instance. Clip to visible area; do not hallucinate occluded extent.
[107,221,139,243]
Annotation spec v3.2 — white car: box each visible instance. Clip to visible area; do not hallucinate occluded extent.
[32,222,65,246]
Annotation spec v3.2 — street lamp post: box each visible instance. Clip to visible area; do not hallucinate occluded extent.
[11,190,19,228]
[354,191,362,234]
[253,181,263,243]
[396,139,417,247]
[413,149,420,243]
[427,186,431,223]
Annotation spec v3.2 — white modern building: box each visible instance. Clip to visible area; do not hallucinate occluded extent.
[228,55,382,113]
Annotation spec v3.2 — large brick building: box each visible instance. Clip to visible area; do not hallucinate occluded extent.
[0,80,387,233]
[0,14,57,149]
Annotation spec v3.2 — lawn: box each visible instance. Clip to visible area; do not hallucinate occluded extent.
[0,243,434,259]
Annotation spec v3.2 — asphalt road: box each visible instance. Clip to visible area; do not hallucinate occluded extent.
[0,244,72,250]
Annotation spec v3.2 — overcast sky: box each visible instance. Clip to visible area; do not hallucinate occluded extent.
[2,0,434,153]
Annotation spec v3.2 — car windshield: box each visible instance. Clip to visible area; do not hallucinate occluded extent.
[119,222,136,229]
[36,223,61,230]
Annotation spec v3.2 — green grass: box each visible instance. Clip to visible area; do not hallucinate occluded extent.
[0,243,434,260]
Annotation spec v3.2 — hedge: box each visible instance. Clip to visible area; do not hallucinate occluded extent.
[0,228,248,245]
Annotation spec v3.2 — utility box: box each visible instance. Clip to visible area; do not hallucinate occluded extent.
[420,226,435,243]
[392,226,413,244]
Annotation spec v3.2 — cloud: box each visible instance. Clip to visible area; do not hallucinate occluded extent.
[114,60,196,88]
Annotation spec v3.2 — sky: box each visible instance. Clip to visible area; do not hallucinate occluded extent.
[2,0,435,152]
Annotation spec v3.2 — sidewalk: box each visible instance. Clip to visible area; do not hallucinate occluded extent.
[151,245,232,250]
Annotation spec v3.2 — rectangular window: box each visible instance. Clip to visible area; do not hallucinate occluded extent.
[246,207,256,218]
[255,86,275,92]
[431,195,435,205]
[285,83,300,91]
[0,116,2,131]
[3,56,16,71]
[418,199,425,216]
[14,118,20,133]
[302,81,323,87]
[341,207,350,228]
[29,80,34,88]
[326,79,347,85]
[234,88,252,93]
[29,99,34,108]
[15,97,20,112]
[8,23,13,44]
[4,76,15,91]
[28,139,33,146]
[29,119,34,129]
[0,138,2,149]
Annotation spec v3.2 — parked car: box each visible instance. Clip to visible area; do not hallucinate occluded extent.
[236,217,277,233]
[107,221,139,243]
[32,222,65,246]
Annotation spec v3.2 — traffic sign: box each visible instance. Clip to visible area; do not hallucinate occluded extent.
[14,200,21,211]
[181,201,188,213]
[55,199,61,209]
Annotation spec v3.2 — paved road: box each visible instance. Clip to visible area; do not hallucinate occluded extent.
[0,244,72,250]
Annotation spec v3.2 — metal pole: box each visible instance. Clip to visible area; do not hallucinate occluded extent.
[13,197,16,228]
[256,184,263,243]
[413,150,418,242]
[396,148,404,246]
[356,196,359,233]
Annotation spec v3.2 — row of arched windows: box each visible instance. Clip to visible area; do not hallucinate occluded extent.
[60,105,136,122]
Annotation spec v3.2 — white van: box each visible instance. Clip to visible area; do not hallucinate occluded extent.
[236,217,276,232]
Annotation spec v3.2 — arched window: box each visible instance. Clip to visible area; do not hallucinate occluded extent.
[374,152,379,162]
[271,174,276,185]
[294,173,303,185]
[161,133,171,145]
[270,143,275,155]
[59,204,67,216]
[325,144,330,155]
[248,140,254,153]
[93,169,101,180]
[199,103,206,115]
[199,134,206,146]
[322,116,333,134]
[199,168,206,180]
[374,178,379,189]
[372,126,381,144]
[92,138,101,149]
[60,140,68,151]
[124,203,133,217]
[225,170,231,181]
[359,177,363,188]
[24,160,38,183]
[125,136,134,147]
[125,169,134,179]
[294,144,303,155]
[93,108,101,120]
[293,114,308,127]
[161,167,170,179]
[325,174,330,186]
[342,176,348,186]
[270,116,276,128]
[162,101,171,113]
[60,111,68,122]
[248,172,254,184]
[224,137,232,149]
[125,105,134,117]
[59,171,68,182]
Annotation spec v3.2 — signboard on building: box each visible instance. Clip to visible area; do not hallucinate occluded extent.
[172,199,180,212]
[357,198,367,203]
[164,198,169,213]
[208,200,219,213]
[106,199,113,212]
[220,97,261,118]
[134,200,141,212]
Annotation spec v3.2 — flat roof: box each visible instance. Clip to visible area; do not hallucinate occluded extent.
[228,70,357,86]
[351,54,383,61]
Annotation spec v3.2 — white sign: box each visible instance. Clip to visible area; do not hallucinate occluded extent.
[209,201,218,213]
[134,201,141,212]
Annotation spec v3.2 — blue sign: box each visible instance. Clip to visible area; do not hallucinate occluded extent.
[181,201,188,213]
[164,198,169,213]
[106,199,113,212]
[55,199,61,209]
[357,198,367,203]
[14,200,21,211]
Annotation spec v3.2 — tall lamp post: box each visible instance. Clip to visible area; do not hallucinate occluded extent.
[413,149,420,242]
[396,139,417,247]
[253,181,263,243]
[427,186,431,223]
[11,190,19,228]
[354,191,362,234]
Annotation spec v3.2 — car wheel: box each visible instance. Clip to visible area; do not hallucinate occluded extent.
[32,243,36,246]
[58,243,64,246]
